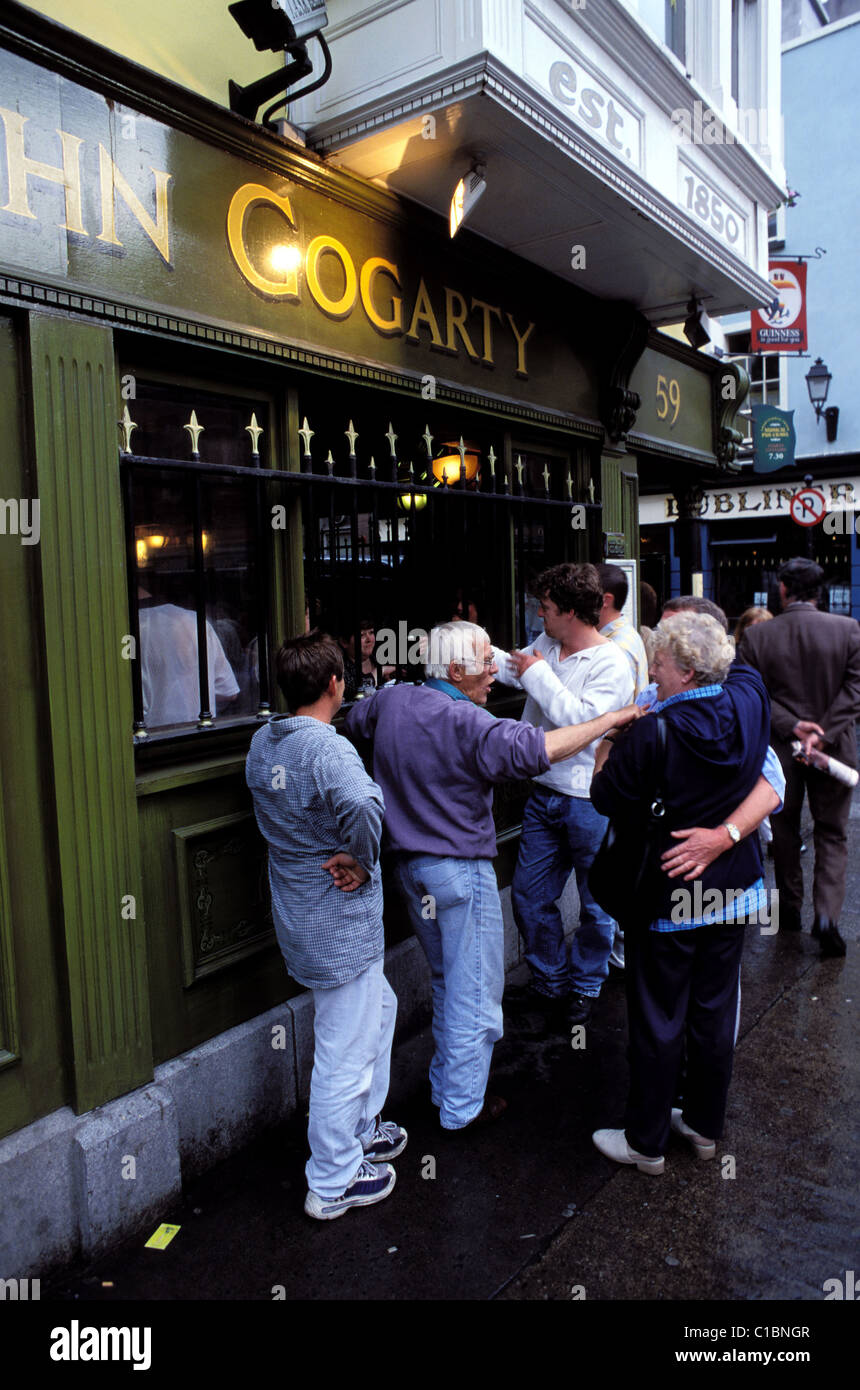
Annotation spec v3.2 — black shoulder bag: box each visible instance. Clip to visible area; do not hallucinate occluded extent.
[588,716,668,928]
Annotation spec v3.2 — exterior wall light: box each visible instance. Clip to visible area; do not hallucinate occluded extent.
[683,296,711,350]
[805,357,839,442]
[431,440,481,486]
[449,163,486,238]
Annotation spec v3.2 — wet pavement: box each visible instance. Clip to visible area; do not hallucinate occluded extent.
[45,804,859,1307]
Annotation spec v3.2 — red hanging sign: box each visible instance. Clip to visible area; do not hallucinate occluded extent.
[751,261,808,352]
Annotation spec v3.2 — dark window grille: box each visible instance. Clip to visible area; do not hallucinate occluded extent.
[121,385,600,744]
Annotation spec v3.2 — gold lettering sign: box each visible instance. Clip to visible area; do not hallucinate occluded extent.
[0,105,171,261]
[225,183,299,299]
[226,181,536,378]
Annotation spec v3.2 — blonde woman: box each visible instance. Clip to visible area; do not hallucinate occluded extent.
[734,606,772,647]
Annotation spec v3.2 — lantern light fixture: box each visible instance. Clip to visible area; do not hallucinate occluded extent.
[805,357,839,443]
[431,440,481,486]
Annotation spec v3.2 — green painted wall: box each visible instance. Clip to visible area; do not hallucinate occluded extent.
[0,313,68,1138]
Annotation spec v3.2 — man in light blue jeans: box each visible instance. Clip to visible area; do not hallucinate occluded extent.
[512,787,614,1004]
[392,855,504,1129]
[346,622,640,1129]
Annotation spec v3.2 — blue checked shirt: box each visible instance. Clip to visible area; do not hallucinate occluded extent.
[246,716,385,988]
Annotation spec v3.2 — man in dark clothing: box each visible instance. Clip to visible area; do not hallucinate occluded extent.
[738,557,860,957]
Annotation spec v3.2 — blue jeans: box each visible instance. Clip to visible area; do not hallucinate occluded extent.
[307,958,397,1196]
[393,855,504,1129]
[512,787,615,999]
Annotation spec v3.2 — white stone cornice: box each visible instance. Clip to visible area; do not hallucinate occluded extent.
[552,0,785,208]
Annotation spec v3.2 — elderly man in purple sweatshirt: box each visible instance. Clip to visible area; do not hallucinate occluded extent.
[345,622,639,1130]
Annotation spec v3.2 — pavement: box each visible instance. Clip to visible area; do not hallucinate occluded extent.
[45,803,859,1308]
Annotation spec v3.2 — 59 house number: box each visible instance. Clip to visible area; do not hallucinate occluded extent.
[656,374,681,427]
[682,175,741,246]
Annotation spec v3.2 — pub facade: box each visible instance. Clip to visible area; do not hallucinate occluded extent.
[0,0,783,1273]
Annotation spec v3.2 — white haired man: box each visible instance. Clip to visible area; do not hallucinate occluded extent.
[345,622,639,1130]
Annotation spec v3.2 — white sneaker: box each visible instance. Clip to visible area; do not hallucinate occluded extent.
[670,1108,716,1160]
[304,1160,396,1220]
[592,1128,664,1174]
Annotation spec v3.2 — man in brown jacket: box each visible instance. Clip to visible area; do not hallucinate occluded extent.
[738,558,860,957]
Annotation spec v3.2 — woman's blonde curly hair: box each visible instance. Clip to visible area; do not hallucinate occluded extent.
[652,611,735,687]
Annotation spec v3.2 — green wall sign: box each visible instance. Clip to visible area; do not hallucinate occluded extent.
[0,48,601,418]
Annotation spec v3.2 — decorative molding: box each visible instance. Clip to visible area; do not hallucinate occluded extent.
[29,313,152,1112]
[557,0,785,207]
[172,813,274,987]
[0,273,602,439]
[626,432,717,469]
[714,359,750,471]
[594,303,650,447]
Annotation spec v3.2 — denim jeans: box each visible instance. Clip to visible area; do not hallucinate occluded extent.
[512,787,616,999]
[393,855,504,1129]
[307,957,397,1197]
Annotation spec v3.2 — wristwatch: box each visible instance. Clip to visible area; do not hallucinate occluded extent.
[722,822,741,844]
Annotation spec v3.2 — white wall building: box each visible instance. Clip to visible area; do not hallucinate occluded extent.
[290,0,786,326]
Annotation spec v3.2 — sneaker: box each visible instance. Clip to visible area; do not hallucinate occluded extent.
[362,1117,408,1162]
[304,1160,396,1221]
[592,1128,664,1175]
[670,1108,716,1160]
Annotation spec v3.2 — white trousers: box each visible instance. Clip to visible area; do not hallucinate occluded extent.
[307,958,397,1196]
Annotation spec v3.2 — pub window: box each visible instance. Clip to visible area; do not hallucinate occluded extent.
[121,377,273,743]
[639,0,686,62]
[291,378,599,701]
[121,367,601,738]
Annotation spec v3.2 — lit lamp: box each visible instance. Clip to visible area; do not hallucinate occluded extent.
[449,161,486,238]
[397,467,429,511]
[397,491,427,512]
[431,440,481,486]
[805,357,839,442]
[271,244,301,273]
[134,527,167,566]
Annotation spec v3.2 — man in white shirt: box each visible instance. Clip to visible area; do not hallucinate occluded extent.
[139,599,239,728]
[596,562,650,699]
[493,563,634,1026]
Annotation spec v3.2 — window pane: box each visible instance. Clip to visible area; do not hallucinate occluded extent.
[133,469,261,730]
[126,379,269,735]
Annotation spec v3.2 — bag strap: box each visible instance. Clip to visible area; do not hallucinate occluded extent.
[650,716,668,821]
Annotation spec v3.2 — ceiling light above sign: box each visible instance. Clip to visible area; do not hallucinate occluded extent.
[449,161,487,238]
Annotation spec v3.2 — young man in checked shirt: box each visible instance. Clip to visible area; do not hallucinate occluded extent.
[246,633,405,1221]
